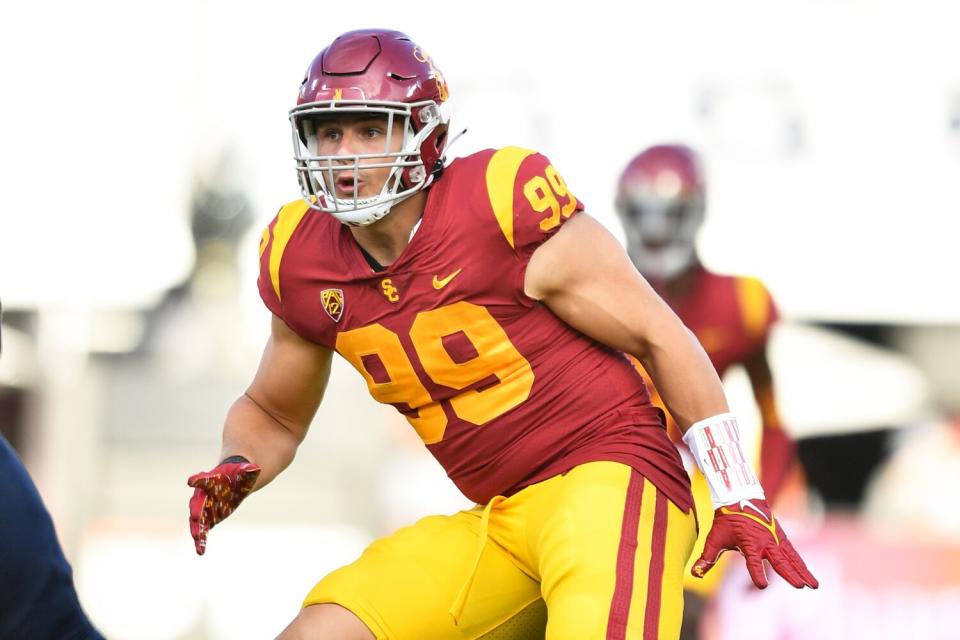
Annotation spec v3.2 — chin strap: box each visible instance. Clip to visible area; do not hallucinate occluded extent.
[431,127,468,182]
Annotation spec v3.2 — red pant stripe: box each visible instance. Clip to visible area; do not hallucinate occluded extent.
[643,491,669,640]
[606,470,645,640]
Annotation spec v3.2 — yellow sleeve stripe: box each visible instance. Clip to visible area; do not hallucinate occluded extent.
[485,147,536,249]
[258,226,270,258]
[734,276,771,340]
[269,200,310,302]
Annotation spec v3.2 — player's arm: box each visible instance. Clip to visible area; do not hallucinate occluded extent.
[525,213,817,589]
[743,347,796,502]
[187,315,332,554]
[222,314,332,486]
[525,212,726,430]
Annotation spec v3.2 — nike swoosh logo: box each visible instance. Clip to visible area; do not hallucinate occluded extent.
[432,269,463,290]
[722,500,779,544]
[739,499,770,522]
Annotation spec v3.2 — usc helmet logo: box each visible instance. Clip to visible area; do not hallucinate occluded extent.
[412,46,449,103]
[321,289,345,322]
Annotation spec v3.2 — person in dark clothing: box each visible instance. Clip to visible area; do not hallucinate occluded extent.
[0,301,104,640]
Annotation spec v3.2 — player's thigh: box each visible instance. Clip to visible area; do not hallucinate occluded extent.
[278,603,374,640]
[302,511,542,640]
[532,462,696,640]
[277,601,549,640]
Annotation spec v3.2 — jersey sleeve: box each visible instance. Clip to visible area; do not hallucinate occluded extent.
[734,276,780,349]
[483,147,586,263]
[256,200,311,319]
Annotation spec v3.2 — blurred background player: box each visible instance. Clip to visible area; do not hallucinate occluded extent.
[615,144,800,639]
[0,301,105,640]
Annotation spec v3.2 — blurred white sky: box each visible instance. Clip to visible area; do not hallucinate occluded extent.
[1,0,959,322]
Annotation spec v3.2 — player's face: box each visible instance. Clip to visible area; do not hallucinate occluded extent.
[620,195,688,250]
[616,188,705,281]
[307,114,405,199]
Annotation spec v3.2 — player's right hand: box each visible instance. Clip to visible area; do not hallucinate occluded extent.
[692,498,818,590]
[187,459,261,555]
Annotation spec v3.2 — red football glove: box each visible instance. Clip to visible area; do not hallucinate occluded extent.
[692,498,818,590]
[187,459,261,555]
[759,426,796,502]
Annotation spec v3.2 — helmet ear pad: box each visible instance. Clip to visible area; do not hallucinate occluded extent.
[400,107,449,188]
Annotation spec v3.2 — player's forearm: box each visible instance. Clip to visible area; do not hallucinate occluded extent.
[219,393,305,490]
[636,323,729,431]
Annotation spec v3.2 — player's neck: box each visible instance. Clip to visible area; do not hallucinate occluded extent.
[661,264,701,300]
[348,191,427,267]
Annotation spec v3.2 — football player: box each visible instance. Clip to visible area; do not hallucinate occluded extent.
[615,144,800,638]
[188,30,817,640]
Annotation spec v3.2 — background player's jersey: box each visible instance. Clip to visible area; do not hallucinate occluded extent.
[635,267,778,441]
[658,268,777,378]
[257,148,690,510]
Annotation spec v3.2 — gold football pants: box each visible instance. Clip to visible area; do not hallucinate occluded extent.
[304,461,697,639]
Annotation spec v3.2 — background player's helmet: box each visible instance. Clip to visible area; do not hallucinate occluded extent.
[290,29,451,226]
[615,144,706,281]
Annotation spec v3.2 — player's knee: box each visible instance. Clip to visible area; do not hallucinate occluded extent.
[277,603,375,640]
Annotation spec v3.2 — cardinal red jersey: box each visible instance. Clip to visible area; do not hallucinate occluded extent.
[257,147,691,511]
[658,267,778,378]
[633,267,779,440]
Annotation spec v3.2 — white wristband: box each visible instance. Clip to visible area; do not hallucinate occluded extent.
[682,412,765,508]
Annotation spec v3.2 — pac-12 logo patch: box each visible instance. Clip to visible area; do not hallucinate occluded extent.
[320,289,344,323]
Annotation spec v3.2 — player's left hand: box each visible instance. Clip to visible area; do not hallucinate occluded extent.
[187,459,261,556]
[692,498,818,590]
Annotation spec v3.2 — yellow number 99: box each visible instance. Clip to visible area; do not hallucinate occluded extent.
[411,302,534,426]
[523,165,578,231]
[336,302,535,444]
